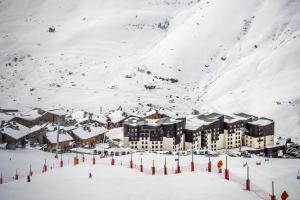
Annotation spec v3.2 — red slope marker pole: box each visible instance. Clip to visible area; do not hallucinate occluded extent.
[246,166,250,191]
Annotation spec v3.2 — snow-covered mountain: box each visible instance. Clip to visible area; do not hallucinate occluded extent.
[0,0,299,137]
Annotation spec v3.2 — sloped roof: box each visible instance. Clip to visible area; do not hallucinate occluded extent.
[72,125,107,140]
[45,131,73,144]
[1,123,32,140]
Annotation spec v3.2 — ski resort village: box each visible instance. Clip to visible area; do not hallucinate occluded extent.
[0,0,300,200]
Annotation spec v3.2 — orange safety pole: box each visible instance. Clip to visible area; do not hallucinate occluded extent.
[152,160,155,175]
[73,157,77,166]
[164,158,168,175]
[270,181,276,200]
[92,156,96,165]
[29,164,33,176]
[208,156,211,172]
[0,173,3,184]
[191,149,194,172]
[60,159,63,168]
[140,158,143,172]
[225,156,229,180]
[15,169,19,180]
[130,151,133,168]
[111,156,115,165]
[246,166,250,191]
[43,160,48,172]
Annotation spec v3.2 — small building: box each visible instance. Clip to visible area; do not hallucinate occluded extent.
[70,124,107,148]
[44,131,74,152]
[0,122,35,149]
[13,108,46,128]
[0,112,15,126]
[143,110,169,119]
[107,110,132,129]
[41,108,67,123]
[68,110,107,126]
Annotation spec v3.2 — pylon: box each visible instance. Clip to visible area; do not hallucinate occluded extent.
[29,165,33,176]
[270,181,276,200]
[270,195,276,200]
[152,160,155,175]
[164,158,167,175]
[246,166,250,191]
[111,158,115,165]
[176,165,181,174]
[208,161,211,172]
[130,160,133,168]
[15,170,19,180]
[225,169,229,180]
[92,156,96,165]
[191,161,195,172]
[140,158,143,172]
[246,178,250,191]
[43,159,48,172]
[225,156,229,180]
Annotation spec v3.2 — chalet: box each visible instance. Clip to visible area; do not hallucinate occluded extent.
[69,123,107,148]
[0,122,43,149]
[69,110,107,126]
[0,112,15,126]
[13,108,45,128]
[143,110,169,119]
[107,110,132,129]
[41,108,67,123]
[44,131,74,152]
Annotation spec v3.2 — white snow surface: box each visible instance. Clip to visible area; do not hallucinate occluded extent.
[0,148,300,200]
[0,0,299,138]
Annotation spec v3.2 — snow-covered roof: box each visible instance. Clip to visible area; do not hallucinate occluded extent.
[108,110,127,123]
[248,118,273,126]
[45,131,73,144]
[0,113,14,122]
[124,117,182,127]
[185,117,212,130]
[45,123,76,132]
[72,125,107,140]
[1,123,32,140]
[46,108,67,116]
[106,127,123,140]
[19,109,44,121]
[70,110,107,124]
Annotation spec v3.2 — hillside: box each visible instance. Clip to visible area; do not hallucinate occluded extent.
[0,0,299,137]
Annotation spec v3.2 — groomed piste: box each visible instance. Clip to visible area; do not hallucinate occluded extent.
[0,149,299,200]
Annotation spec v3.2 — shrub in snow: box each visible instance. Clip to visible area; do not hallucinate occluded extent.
[158,19,170,30]
[48,26,55,32]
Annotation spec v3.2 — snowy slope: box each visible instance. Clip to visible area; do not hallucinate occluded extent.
[1,149,300,200]
[0,0,299,137]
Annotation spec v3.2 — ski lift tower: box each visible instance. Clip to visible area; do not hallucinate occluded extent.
[55,121,65,158]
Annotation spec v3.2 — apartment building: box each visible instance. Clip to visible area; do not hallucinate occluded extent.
[123,117,185,152]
